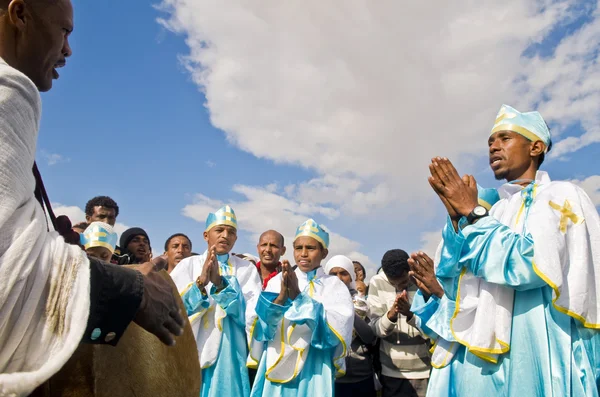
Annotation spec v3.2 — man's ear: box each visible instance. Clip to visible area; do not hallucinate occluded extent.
[203,231,209,242]
[7,0,29,30]
[530,140,546,158]
[281,246,287,256]
[321,248,329,260]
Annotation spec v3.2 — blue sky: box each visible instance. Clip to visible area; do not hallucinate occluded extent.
[44,0,600,278]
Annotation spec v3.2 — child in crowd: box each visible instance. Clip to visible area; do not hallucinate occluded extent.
[80,221,118,262]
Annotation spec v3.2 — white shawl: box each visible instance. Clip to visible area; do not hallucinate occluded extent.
[0,60,90,396]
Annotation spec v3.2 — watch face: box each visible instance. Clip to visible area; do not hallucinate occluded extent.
[474,206,487,216]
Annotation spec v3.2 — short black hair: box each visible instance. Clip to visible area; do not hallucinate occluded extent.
[352,261,366,278]
[381,249,410,279]
[85,196,119,218]
[164,233,192,252]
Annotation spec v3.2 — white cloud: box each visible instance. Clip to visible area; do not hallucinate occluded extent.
[40,150,70,166]
[205,160,216,168]
[182,184,378,280]
[156,0,600,220]
[419,229,443,260]
[571,175,600,207]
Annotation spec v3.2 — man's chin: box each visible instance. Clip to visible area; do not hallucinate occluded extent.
[493,169,507,181]
[297,263,317,272]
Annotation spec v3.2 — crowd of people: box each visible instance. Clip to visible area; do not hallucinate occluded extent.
[1,0,600,397]
[77,197,435,396]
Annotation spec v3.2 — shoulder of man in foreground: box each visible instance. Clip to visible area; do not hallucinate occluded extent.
[0,59,41,121]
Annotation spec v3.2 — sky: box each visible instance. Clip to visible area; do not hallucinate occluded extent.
[43,0,600,280]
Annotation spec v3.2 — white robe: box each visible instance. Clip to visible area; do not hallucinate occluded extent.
[171,251,262,397]
[249,267,354,397]
[0,60,90,396]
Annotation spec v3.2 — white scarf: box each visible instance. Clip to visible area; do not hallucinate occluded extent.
[0,60,90,396]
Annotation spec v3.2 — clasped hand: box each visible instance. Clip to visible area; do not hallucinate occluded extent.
[428,157,479,220]
[196,245,223,290]
[274,260,301,305]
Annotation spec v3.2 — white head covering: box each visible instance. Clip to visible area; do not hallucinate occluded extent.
[324,255,356,289]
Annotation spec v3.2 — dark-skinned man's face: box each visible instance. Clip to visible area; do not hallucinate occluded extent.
[165,236,192,268]
[6,0,74,92]
[488,130,541,182]
[127,235,150,263]
[86,206,117,226]
[204,225,237,255]
[257,231,285,268]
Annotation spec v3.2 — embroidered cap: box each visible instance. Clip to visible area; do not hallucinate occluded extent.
[294,219,329,249]
[80,221,118,253]
[205,205,238,232]
[491,104,552,152]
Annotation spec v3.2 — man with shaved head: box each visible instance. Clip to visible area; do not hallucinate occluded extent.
[255,230,286,290]
[0,1,183,394]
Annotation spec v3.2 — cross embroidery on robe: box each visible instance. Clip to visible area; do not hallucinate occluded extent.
[549,200,584,233]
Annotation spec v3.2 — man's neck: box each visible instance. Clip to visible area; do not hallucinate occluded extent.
[260,261,279,278]
[507,165,538,186]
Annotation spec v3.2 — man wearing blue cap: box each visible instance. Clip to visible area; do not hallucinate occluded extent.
[171,206,262,397]
[420,105,600,396]
[248,219,354,397]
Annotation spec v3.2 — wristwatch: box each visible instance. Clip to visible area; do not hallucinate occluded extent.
[466,205,488,224]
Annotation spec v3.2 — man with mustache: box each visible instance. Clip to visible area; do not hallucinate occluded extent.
[255,230,286,290]
[117,227,152,265]
[171,206,262,397]
[422,105,600,396]
[163,233,193,273]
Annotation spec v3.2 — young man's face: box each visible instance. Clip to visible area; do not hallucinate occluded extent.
[293,236,328,272]
[488,130,539,182]
[86,246,112,262]
[127,235,150,262]
[204,225,237,255]
[165,236,192,267]
[86,206,117,226]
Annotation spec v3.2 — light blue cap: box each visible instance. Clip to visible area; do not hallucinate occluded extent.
[294,219,330,249]
[491,104,552,152]
[80,221,118,253]
[205,205,237,232]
